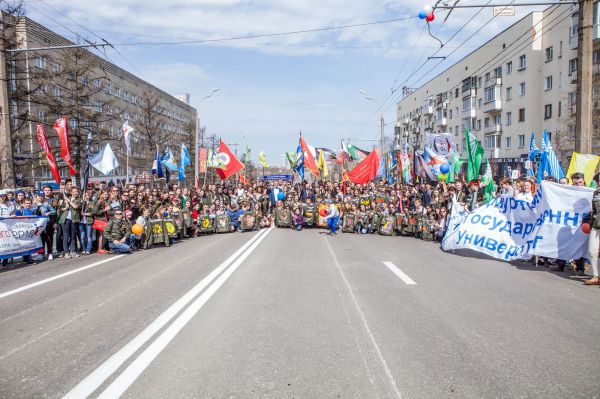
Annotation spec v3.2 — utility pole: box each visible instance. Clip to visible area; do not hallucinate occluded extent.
[380,113,386,177]
[575,0,593,153]
[0,39,15,188]
[194,118,200,188]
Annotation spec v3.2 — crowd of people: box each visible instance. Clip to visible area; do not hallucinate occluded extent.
[0,173,598,286]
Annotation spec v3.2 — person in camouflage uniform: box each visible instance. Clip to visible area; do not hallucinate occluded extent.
[103,210,133,254]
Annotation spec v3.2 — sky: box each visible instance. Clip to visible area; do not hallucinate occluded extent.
[25,0,547,166]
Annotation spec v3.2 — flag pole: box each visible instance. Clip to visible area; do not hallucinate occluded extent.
[126,150,129,186]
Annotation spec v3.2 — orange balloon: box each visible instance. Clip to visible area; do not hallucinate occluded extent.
[131,223,143,235]
[582,223,592,234]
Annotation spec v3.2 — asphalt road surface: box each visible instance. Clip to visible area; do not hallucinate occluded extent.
[1,228,599,398]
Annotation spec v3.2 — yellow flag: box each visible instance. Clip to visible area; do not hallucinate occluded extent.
[317,149,329,177]
[566,152,600,186]
[258,150,269,168]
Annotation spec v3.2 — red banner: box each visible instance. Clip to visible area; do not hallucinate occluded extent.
[199,147,207,174]
[36,124,61,185]
[53,116,77,176]
[347,148,381,184]
[300,135,319,177]
[216,140,244,180]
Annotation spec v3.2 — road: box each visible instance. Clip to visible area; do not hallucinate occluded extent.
[1,228,599,398]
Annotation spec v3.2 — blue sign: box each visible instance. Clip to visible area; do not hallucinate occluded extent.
[260,174,293,181]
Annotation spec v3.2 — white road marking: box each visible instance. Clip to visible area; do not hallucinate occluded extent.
[383,261,417,285]
[324,238,403,399]
[63,229,268,399]
[0,256,125,300]
[97,228,271,399]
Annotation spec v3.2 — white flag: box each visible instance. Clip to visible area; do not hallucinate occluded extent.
[90,143,119,175]
[122,120,134,155]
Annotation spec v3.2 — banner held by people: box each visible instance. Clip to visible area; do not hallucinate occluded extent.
[0,216,49,260]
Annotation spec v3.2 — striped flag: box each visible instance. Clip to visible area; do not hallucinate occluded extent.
[537,129,565,183]
[526,132,539,177]
[464,129,484,182]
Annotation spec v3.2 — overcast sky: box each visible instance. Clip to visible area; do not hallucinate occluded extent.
[26,0,547,166]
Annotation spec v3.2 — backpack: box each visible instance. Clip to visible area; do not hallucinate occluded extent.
[215,214,232,233]
[198,215,215,234]
[275,208,292,228]
[304,205,316,226]
[378,215,396,236]
[342,213,356,233]
[241,211,257,231]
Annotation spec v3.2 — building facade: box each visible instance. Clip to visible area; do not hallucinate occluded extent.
[0,15,197,188]
[396,3,600,176]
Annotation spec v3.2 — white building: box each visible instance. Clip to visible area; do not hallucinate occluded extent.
[396,3,600,176]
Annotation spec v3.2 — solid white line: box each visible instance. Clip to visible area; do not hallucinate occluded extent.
[97,228,271,399]
[0,255,126,300]
[62,229,267,399]
[324,238,403,399]
[382,261,417,285]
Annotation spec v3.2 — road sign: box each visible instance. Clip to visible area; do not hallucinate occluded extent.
[493,6,515,16]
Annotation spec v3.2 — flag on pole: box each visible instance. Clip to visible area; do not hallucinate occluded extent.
[447,152,463,183]
[537,129,565,183]
[464,128,484,182]
[566,152,600,186]
[179,143,191,181]
[387,150,397,183]
[374,151,385,179]
[53,116,77,176]
[527,132,539,177]
[216,140,244,180]
[199,147,207,173]
[258,150,269,168]
[285,151,297,170]
[238,173,249,186]
[245,145,251,164]
[36,124,61,184]
[151,147,164,178]
[122,120,134,155]
[344,143,370,161]
[482,158,497,202]
[347,148,381,184]
[90,143,119,175]
[317,149,329,178]
[161,147,178,171]
[316,148,337,160]
[295,143,305,180]
[299,134,319,177]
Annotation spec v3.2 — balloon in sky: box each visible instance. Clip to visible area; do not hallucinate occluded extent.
[426,13,435,22]
[418,10,427,19]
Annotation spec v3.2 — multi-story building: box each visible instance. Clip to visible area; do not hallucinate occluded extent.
[0,14,197,188]
[396,3,600,176]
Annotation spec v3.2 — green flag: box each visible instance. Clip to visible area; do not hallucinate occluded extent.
[464,128,484,182]
[345,143,369,160]
[446,152,463,183]
[245,145,251,163]
[285,151,297,170]
[482,158,496,202]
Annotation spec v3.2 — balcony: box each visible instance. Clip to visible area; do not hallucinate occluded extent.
[412,112,421,121]
[436,117,448,127]
[423,105,434,115]
[403,117,409,125]
[462,108,476,118]
[484,123,502,135]
[484,99,502,114]
[484,77,502,88]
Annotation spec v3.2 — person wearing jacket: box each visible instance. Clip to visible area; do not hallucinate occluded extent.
[584,173,600,286]
[15,197,37,264]
[58,186,81,258]
[102,210,133,254]
[79,189,94,255]
[34,191,56,260]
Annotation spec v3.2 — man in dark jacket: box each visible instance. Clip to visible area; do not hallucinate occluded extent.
[103,210,133,254]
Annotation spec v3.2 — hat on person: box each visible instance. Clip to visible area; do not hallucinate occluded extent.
[0,189,6,196]
[15,189,25,195]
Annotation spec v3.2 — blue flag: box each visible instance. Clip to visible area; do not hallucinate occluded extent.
[387,150,397,184]
[537,129,565,183]
[374,152,385,179]
[161,147,178,171]
[295,144,304,181]
[179,143,191,181]
[527,132,539,177]
[151,148,164,178]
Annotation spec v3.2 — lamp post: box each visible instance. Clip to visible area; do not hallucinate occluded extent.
[359,90,385,175]
[194,88,219,188]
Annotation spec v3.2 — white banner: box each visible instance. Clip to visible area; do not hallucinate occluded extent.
[426,132,456,157]
[442,182,594,261]
[0,216,48,259]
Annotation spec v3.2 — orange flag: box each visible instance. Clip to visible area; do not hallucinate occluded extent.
[216,140,244,180]
[300,135,319,177]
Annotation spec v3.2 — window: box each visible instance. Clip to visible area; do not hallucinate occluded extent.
[505,136,512,149]
[478,77,483,88]
[478,98,483,108]
[37,110,47,121]
[455,88,459,98]
[506,61,513,75]
[519,134,526,148]
[104,82,111,94]
[484,86,496,102]
[92,79,100,89]
[34,57,46,69]
[506,87,512,101]
[449,109,453,119]
[484,117,490,128]
[462,97,471,110]
[544,76,553,91]
[506,112,512,125]
[53,86,62,97]
[476,119,482,130]
[569,58,577,76]
[494,66,502,78]
[518,54,526,70]
[519,108,526,122]
[559,40,563,57]
[544,46,553,62]
[485,72,491,82]
[571,12,579,39]
[494,114,501,125]
[558,101,562,117]
[519,82,526,96]
[52,62,61,74]
[544,104,552,119]
[484,135,500,149]
[594,49,600,64]
[569,92,577,115]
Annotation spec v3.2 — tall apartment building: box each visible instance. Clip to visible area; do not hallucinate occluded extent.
[396,3,600,176]
[0,14,197,188]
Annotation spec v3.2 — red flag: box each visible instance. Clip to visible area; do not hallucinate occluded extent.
[347,148,381,184]
[299,135,319,177]
[53,116,77,176]
[36,124,61,185]
[199,147,207,174]
[216,140,244,180]
[238,173,249,186]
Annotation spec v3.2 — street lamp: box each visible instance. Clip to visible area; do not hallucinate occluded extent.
[195,88,220,188]
[359,89,385,174]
